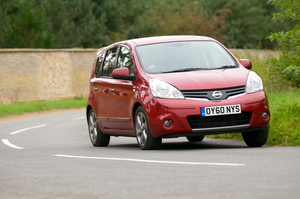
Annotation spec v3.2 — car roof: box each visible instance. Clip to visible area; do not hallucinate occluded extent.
[96,35,215,55]
[122,35,213,46]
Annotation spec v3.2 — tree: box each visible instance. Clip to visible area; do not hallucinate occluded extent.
[0,0,12,47]
[92,0,149,45]
[40,0,107,48]
[267,0,300,87]
[0,0,53,48]
[198,0,289,49]
[133,0,230,42]
[0,0,107,48]
[0,0,295,49]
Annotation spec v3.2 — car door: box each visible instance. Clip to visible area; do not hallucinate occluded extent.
[94,46,119,129]
[90,51,106,126]
[103,46,135,130]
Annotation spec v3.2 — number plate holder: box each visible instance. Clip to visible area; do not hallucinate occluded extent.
[201,104,241,117]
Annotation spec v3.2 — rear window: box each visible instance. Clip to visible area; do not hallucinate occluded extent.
[102,47,118,77]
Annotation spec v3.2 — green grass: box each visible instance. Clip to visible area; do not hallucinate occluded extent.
[267,88,300,146]
[0,96,87,117]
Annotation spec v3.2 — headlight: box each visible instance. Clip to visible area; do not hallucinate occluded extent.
[149,79,184,99]
[246,71,263,93]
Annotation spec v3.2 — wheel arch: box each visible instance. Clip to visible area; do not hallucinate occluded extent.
[86,105,92,124]
[132,102,142,124]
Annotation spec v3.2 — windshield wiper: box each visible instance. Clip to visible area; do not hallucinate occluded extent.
[215,65,237,69]
[162,68,211,73]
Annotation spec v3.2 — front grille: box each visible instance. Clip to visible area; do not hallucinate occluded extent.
[187,111,252,129]
[181,86,245,100]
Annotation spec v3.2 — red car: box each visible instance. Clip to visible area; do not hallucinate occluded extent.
[86,35,270,150]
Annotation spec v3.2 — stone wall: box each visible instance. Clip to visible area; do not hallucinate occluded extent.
[0,49,97,104]
[0,48,279,104]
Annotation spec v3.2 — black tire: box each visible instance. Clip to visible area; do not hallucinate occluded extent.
[242,125,269,147]
[186,135,205,142]
[88,109,110,147]
[134,106,162,150]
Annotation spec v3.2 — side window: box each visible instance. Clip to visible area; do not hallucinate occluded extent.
[117,47,134,74]
[95,52,105,78]
[102,47,118,77]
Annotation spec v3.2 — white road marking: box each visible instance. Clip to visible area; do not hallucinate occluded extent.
[10,124,47,135]
[72,117,86,120]
[54,154,246,166]
[1,139,24,149]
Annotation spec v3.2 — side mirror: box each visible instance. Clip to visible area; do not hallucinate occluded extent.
[112,68,136,81]
[239,59,252,70]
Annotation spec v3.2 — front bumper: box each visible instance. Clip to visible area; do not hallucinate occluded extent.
[145,91,270,138]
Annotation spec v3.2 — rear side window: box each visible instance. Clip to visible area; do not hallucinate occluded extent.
[102,47,118,77]
[117,47,134,74]
[95,52,105,78]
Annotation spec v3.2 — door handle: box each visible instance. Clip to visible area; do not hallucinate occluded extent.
[109,88,114,92]
[93,87,98,91]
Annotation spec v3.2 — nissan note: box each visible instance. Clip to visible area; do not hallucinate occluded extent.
[86,35,270,150]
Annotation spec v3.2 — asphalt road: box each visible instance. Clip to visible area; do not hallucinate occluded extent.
[1,110,300,199]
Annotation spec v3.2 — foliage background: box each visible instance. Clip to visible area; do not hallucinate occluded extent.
[0,0,293,49]
[267,0,300,87]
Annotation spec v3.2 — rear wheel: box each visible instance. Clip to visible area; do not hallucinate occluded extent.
[242,125,269,147]
[134,106,162,150]
[186,135,205,142]
[88,109,110,147]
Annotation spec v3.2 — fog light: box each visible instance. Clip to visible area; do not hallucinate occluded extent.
[164,119,172,127]
[262,111,268,119]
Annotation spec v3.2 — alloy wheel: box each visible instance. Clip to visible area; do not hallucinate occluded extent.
[135,112,148,147]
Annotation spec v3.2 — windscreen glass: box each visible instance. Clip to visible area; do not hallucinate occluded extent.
[136,41,237,74]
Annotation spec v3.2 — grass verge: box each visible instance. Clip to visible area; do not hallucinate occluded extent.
[0,97,87,117]
[267,88,300,146]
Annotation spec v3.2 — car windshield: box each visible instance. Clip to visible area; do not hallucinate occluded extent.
[136,41,237,74]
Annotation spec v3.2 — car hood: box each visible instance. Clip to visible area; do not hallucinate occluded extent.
[145,68,249,90]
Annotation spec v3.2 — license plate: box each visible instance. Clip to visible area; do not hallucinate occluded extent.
[201,104,241,117]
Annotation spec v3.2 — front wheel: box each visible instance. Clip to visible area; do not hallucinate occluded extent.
[134,106,162,150]
[88,109,110,147]
[242,125,269,147]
